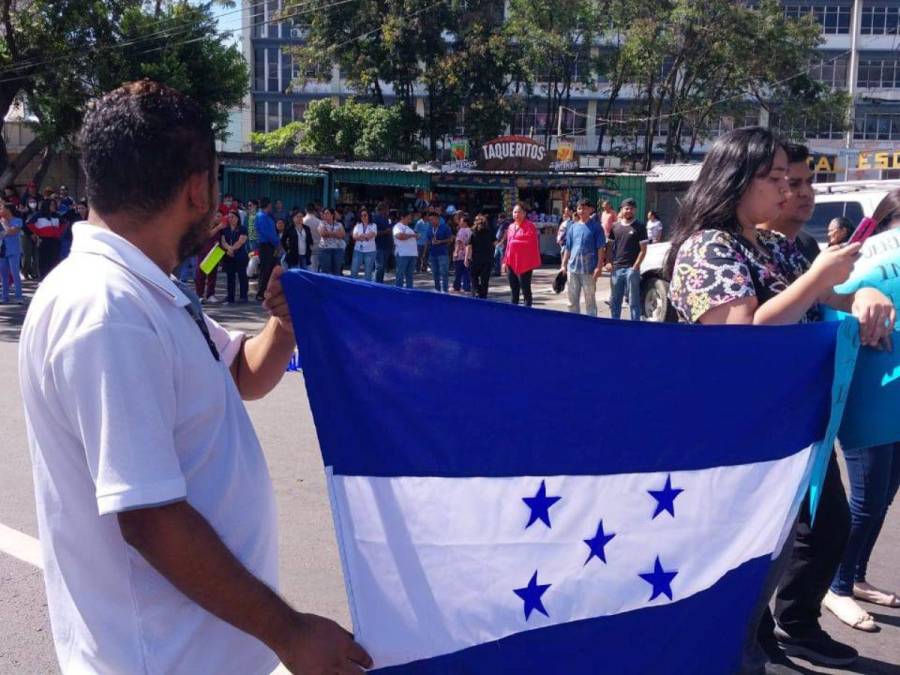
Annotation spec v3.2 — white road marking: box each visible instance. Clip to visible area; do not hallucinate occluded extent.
[0,522,43,569]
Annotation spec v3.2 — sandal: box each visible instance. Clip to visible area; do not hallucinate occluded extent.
[853,582,900,608]
[823,591,879,632]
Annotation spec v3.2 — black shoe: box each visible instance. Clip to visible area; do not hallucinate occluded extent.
[774,626,857,667]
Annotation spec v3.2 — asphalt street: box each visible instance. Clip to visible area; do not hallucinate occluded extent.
[1,268,898,674]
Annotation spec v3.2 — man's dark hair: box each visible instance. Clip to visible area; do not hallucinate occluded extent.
[79,80,214,216]
[259,197,271,209]
[306,202,317,212]
[576,198,594,209]
[783,142,809,165]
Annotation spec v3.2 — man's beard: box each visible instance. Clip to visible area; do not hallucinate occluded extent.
[175,186,217,268]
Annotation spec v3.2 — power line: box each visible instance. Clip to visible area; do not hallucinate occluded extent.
[0,0,350,84]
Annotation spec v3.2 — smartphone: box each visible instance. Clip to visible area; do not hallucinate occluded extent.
[848,216,878,245]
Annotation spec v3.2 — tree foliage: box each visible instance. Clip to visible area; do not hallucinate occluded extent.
[251,98,416,160]
[0,0,248,188]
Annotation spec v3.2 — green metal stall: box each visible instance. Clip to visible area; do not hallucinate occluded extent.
[221,162,329,209]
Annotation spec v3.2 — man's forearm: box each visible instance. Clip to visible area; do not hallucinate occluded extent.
[118,501,295,656]
[233,317,295,400]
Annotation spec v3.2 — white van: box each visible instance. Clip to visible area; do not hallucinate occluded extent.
[639,180,900,322]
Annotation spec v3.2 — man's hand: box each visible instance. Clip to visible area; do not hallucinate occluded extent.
[276,613,373,675]
[262,266,293,335]
[592,267,602,280]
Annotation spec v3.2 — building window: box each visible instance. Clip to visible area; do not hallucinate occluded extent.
[254,47,266,92]
[858,57,900,88]
[281,101,293,126]
[861,4,900,35]
[293,101,308,122]
[251,0,265,38]
[853,112,900,141]
[281,49,292,92]
[266,0,279,38]
[810,54,849,88]
[560,102,588,135]
[783,4,851,34]
[267,101,280,131]
[267,48,279,92]
[254,101,266,132]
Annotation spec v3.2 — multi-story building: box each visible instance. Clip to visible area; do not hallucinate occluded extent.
[241,0,900,177]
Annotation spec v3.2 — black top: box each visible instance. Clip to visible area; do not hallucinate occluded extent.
[469,227,495,265]
[795,230,821,264]
[222,225,249,260]
[281,224,312,267]
[607,220,648,270]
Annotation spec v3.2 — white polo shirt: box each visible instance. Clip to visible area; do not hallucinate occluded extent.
[19,223,279,675]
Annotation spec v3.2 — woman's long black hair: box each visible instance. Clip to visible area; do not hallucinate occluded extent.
[664,127,784,279]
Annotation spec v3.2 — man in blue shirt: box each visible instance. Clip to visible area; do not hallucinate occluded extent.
[424,210,453,292]
[372,202,393,284]
[0,201,24,303]
[254,197,279,301]
[559,198,606,316]
[413,210,430,272]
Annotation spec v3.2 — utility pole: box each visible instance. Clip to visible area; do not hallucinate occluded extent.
[844,0,862,181]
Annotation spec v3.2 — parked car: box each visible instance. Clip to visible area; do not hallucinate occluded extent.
[638,180,900,322]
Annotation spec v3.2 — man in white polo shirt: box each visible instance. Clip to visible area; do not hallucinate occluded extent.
[18,81,371,675]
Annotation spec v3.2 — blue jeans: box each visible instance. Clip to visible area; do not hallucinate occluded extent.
[493,245,504,275]
[351,249,376,281]
[375,249,390,283]
[319,248,343,275]
[831,442,900,595]
[0,254,23,301]
[453,259,471,292]
[395,256,416,288]
[610,267,641,321]
[430,255,450,292]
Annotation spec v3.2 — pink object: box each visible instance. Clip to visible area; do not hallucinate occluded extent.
[503,220,541,275]
[848,217,878,245]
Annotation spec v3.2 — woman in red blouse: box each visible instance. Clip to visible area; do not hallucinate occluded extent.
[501,202,541,306]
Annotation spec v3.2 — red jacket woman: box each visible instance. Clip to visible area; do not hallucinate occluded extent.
[502,203,541,306]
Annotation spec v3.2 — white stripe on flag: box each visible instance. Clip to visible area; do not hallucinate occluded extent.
[329,446,811,669]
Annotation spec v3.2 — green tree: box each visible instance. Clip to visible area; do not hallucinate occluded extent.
[505,0,601,145]
[0,0,248,189]
[252,98,416,160]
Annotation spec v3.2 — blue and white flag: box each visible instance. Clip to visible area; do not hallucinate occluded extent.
[283,271,856,674]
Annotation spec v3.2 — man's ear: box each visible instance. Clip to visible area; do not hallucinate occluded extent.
[185,171,213,215]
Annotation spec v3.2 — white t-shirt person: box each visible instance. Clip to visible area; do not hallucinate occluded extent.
[393,222,419,257]
[19,223,279,674]
[353,222,377,253]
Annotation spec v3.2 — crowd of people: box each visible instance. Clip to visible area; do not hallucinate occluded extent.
[0,182,87,304]
[160,190,655,322]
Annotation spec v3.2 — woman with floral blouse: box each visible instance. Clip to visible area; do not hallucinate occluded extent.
[665,126,894,673]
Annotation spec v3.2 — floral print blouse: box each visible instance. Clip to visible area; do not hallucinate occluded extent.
[669,228,816,324]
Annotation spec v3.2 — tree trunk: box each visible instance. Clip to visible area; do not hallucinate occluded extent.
[0,136,46,190]
[32,146,54,189]
[0,82,24,178]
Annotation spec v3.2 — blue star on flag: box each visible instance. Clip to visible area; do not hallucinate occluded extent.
[513,570,551,620]
[522,480,561,529]
[639,556,678,601]
[583,520,616,565]
[648,474,684,519]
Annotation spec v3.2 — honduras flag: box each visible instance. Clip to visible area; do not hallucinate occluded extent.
[282,271,857,674]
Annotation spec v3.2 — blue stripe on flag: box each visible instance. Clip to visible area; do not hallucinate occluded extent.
[282,271,839,477]
[372,554,770,674]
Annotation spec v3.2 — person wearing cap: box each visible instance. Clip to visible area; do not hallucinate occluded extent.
[607,197,648,321]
